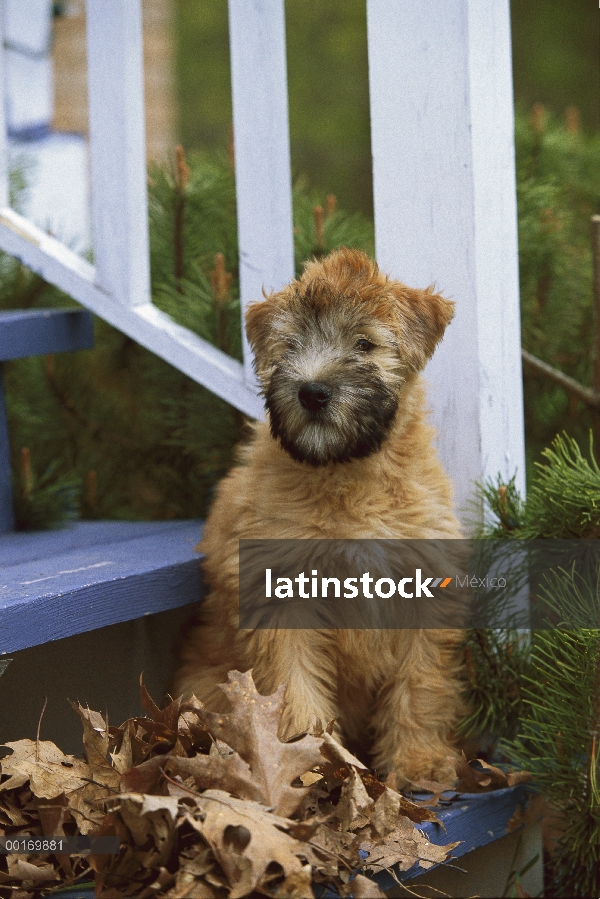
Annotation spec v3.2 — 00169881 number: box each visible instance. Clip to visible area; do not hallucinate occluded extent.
[1,838,64,853]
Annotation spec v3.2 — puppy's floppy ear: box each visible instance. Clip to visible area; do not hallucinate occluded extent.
[245,295,275,356]
[390,283,454,373]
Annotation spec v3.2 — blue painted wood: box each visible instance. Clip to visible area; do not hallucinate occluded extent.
[0,308,94,361]
[47,890,94,899]
[376,783,532,887]
[0,365,13,533]
[0,520,204,654]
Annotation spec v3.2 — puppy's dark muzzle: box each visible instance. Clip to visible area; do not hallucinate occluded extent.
[298,381,332,413]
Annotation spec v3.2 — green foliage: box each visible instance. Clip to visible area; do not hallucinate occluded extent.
[13,455,80,530]
[520,434,600,539]
[507,626,600,898]
[292,180,373,272]
[481,433,600,540]
[468,433,600,897]
[2,151,373,527]
[460,629,530,744]
[510,0,599,132]
[515,110,600,473]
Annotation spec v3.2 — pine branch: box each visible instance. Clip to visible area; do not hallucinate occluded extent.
[522,348,600,410]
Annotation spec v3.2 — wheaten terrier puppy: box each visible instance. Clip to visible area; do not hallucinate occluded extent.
[175,247,465,786]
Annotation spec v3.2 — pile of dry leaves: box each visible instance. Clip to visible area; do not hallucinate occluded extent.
[0,671,529,898]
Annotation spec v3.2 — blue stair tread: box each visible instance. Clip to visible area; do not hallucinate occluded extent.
[0,520,204,654]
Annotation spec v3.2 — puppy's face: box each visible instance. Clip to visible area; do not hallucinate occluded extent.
[246,248,453,466]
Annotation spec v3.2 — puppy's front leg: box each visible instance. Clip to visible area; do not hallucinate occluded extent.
[244,629,339,739]
[369,631,464,787]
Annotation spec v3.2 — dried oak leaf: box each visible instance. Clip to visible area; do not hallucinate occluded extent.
[303,822,359,878]
[0,740,91,798]
[36,795,73,876]
[6,857,59,886]
[166,846,217,899]
[319,733,368,771]
[140,677,182,734]
[184,789,315,899]
[166,750,262,807]
[359,815,460,874]
[334,767,374,832]
[117,793,180,868]
[196,670,325,818]
[110,720,134,775]
[120,754,169,794]
[0,794,29,826]
[69,703,120,790]
[68,779,114,834]
[453,755,531,793]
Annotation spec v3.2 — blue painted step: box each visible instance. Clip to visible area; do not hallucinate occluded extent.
[0,519,204,654]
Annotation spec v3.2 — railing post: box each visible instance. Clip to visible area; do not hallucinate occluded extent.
[0,1,10,209]
[228,0,295,386]
[85,0,151,308]
[367,0,526,516]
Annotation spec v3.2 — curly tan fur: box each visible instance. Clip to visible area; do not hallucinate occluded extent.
[174,247,466,787]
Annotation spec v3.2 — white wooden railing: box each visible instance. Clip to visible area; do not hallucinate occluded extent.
[0,0,525,513]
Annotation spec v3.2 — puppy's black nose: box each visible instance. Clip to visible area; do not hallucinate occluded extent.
[298,381,332,412]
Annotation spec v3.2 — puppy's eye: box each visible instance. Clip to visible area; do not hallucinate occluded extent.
[355,338,374,351]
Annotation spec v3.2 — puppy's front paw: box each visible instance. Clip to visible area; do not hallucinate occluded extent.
[392,753,460,792]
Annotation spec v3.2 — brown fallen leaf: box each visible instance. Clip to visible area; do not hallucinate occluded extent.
[110,720,134,774]
[197,670,325,818]
[319,732,368,770]
[0,794,29,826]
[69,704,121,791]
[0,740,91,798]
[184,789,315,899]
[7,858,59,885]
[305,822,359,877]
[140,676,182,735]
[120,753,168,794]
[68,778,114,834]
[359,815,460,874]
[2,672,535,899]
[334,766,374,831]
[453,754,532,793]
[120,793,179,869]
[166,846,216,898]
[370,786,402,838]
[166,750,263,806]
